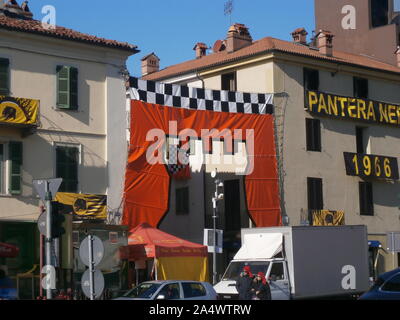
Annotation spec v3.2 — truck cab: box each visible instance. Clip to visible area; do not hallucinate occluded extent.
[214,258,291,300]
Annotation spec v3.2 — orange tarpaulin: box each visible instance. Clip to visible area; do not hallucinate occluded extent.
[119,223,208,260]
[122,100,281,229]
[119,223,209,281]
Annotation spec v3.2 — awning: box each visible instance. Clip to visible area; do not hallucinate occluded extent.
[368,240,382,248]
[234,233,282,260]
[0,242,19,258]
[119,223,208,260]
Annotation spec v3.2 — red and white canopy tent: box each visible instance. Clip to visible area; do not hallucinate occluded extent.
[119,223,209,282]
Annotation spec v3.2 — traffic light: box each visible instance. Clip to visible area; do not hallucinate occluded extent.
[51,201,65,238]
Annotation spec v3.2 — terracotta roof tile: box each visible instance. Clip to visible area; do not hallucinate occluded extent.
[143,36,400,80]
[0,15,138,52]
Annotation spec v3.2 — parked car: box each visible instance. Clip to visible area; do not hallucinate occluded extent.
[114,280,217,300]
[359,268,400,300]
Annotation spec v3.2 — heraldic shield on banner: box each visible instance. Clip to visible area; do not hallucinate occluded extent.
[122,77,281,229]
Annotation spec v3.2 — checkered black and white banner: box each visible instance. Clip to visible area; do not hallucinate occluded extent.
[129,77,274,115]
[167,144,189,175]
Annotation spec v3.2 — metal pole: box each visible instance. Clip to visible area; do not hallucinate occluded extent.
[45,181,53,300]
[212,182,217,285]
[39,234,43,298]
[88,235,95,300]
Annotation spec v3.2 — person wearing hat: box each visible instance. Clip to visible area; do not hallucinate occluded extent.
[235,266,254,300]
[250,272,271,300]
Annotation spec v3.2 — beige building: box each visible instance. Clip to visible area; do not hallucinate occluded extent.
[0,3,137,281]
[141,22,400,276]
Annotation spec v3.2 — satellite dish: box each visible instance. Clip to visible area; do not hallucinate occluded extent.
[211,170,217,178]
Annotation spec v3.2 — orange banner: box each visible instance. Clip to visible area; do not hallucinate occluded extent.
[122,100,281,229]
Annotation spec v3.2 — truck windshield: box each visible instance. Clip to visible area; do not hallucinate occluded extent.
[222,261,270,281]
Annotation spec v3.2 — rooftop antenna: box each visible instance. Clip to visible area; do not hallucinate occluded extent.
[224,0,234,25]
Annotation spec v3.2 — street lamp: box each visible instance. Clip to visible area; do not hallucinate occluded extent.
[211,170,224,285]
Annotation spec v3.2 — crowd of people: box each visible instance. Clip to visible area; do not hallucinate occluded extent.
[235,266,271,300]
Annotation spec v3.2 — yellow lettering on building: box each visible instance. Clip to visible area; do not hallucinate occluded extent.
[308,91,318,112]
[337,97,347,117]
[367,101,376,121]
[388,105,398,124]
[328,94,338,116]
[379,103,389,123]
[357,99,367,120]
[318,93,329,114]
[347,98,357,118]
[397,108,400,125]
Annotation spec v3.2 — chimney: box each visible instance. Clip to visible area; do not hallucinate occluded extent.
[4,0,22,14]
[291,28,308,45]
[316,30,334,56]
[20,1,33,19]
[141,53,160,77]
[395,46,400,68]
[193,42,208,59]
[226,23,252,53]
[1,0,33,19]
[212,40,226,53]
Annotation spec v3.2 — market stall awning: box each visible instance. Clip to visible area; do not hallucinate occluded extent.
[0,242,19,258]
[119,223,207,260]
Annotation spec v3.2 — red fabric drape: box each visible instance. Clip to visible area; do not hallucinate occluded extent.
[122,100,281,229]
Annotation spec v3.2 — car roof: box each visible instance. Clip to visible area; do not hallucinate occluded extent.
[141,280,208,284]
[379,268,400,280]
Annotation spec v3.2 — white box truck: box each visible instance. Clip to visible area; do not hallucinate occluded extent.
[214,225,370,300]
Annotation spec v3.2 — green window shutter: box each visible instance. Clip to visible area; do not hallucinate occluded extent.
[57,66,79,110]
[0,58,10,96]
[8,141,23,195]
[57,66,70,108]
[69,67,78,110]
[56,146,78,193]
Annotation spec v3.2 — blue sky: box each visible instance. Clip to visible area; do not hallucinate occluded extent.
[28,0,315,77]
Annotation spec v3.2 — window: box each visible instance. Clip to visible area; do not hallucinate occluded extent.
[56,65,78,110]
[182,283,207,298]
[356,127,366,154]
[221,72,236,91]
[8,141,23,195]
[306,118,321,152]
[0,58,10,96]
[359,182,374,216]
[224,179,241,231]
[371,0,389,28]
[157,283,180,300]
[353,77,368,99]
[176,187,189,215]
[270,262,285,281]
[381,274,400,292]
[56,145,79,193]
[304,68,319,91]
[307,177,323,211]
